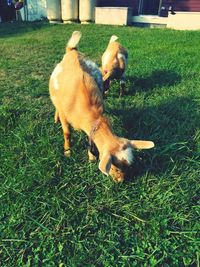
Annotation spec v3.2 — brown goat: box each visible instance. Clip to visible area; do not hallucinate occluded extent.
[101,35,128,96]
[49,31,154,182]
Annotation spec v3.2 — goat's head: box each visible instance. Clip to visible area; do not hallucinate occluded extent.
[99,138,154,182]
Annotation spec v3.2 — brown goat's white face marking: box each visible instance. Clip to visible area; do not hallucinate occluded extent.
[115,146,133,165]
[117,53,128,66]
[51,64,63,90]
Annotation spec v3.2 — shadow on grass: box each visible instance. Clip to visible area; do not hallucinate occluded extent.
[126,70,182,94]
[108,96,199,181]
[0,21,50,38]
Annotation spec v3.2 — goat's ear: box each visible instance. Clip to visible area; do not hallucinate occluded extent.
[99,152,112,176]
[130,140,155,150]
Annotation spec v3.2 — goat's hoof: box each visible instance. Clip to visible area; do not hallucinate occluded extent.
[89,155,96,162]
[54,114,60,124]
[54,118,60,124]
[88,151,96,162]
[64,149,71,157]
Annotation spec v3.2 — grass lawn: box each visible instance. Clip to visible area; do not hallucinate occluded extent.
[0,22,199,266]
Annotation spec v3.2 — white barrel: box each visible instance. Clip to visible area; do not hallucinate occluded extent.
[79,0,96,23]
[46,0,61,23]
[61,0,79,23]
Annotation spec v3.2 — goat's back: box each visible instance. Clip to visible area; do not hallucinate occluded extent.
[102,42,128,78]
[49,50,103,130]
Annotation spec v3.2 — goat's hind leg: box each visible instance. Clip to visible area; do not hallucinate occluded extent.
[88,150,96,162]
[59,111,71,157]
[54,109,60,123]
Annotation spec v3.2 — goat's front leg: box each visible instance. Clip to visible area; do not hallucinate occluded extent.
[59,112,71,157]
[103,79,110,96]
[103,71,111,96]
[119,75,125,97]
[88,140,99,162]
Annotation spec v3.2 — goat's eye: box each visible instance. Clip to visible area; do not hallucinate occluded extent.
[122,144,128,150]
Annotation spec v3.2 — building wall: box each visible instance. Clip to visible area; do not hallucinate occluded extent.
[161,0,200,17]
[97,0,200,17]
[173,0,200,12]
[96,0,139,15]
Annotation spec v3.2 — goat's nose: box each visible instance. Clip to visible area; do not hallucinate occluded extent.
[109,165,125,183]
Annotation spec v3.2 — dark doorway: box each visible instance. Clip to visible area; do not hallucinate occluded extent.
[139,0,161,15]
[0,0,16,22]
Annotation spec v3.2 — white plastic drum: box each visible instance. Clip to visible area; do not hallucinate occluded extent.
[61,0,78,23]
[79,0,96,23]
[46,0,61,23]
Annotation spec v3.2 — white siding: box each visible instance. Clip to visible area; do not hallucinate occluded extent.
[20,0,47,21]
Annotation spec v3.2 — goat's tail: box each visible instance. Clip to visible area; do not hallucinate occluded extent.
[109,35,118,43]
[66,31,82,52]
